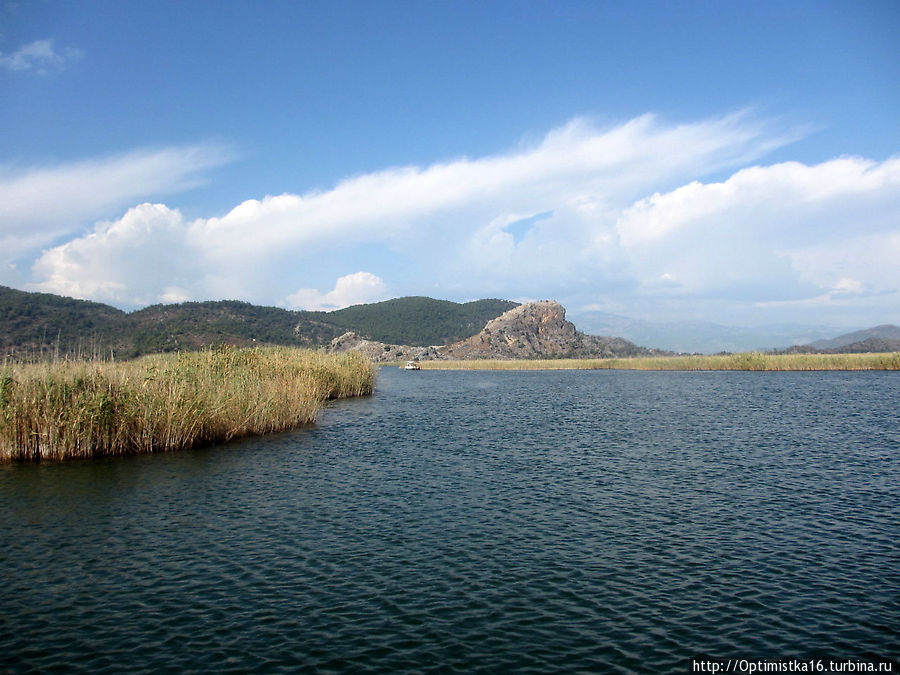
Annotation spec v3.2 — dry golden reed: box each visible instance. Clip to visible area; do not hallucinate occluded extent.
[0,346,374,462]
[413,352,900,371]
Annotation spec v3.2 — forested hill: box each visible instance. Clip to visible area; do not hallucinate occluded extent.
[0,286,518,358]
[0,286,129,356]
[319,296,520,346]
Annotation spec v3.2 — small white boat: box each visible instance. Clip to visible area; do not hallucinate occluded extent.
[403,360,421,370]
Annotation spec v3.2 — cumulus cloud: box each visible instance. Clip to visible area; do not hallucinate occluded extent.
[286,272,389,311]
[0,144,232,268]
[779,230,900,302]
[190,112,783,266]
[30,113,783,306]
[31,203,200,307]
[617,158,900,248]
[20,112,900,324]
[615,157,900,313]
[0,39,82,73]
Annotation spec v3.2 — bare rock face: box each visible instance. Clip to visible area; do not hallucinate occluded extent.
[328,301,660,361]
[442,301,579,359]
[328,332,442,363]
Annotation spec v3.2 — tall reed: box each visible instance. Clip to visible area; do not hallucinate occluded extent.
[0,346,374,462]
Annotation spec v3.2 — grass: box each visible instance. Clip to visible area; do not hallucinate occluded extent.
[0,346,375,462]
[407,352,900,371]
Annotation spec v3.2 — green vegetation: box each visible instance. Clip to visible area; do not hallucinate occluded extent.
[1,286,518,359]
[413,352,900,371]
[315,297,519,345]
[0,346,375,462]
[127,300,335,357]
[0,285,128,358]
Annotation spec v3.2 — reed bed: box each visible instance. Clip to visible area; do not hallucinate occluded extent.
[0,346,375,462]
[412,352,900,371]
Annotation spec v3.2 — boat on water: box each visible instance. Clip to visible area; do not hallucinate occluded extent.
[403,361,421,370]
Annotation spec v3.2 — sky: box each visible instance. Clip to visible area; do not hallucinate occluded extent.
[1,0,899,328]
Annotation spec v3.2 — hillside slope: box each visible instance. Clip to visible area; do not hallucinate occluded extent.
[807,325,900,350]
[785,336,900,355]
[0,287,518,358]
[314,297,519,346]
[0,286,129,357]
[125,301,337,356]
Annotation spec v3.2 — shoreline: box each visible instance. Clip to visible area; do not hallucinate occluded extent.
[386,352,900,371]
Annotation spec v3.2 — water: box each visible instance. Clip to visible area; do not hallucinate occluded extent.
[1,369,898,673]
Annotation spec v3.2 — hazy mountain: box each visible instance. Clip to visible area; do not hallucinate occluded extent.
[568,310,849,353]
[831,338,900,353]
[806,325,900,350]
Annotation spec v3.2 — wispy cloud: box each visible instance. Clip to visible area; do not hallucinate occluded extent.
[28,113,783,306]
[0,143,233,265]
[19,113,900,324]
[0,39,82,74]
[191,112,783,265]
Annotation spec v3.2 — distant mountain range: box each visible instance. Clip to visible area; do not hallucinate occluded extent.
[805,325,900,350]
[568,310,866,354]
[1,285,896,359]
[782,325,900,355]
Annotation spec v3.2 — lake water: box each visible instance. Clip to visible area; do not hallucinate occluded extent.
[1,369,898,673]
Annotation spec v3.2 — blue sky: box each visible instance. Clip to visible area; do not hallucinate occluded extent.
[2,0,899,328]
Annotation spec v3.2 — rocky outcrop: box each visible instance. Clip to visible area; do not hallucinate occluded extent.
[328,300,662,361]
[328,332,444,363]
[442,300,657,359]
[442,301,575,358]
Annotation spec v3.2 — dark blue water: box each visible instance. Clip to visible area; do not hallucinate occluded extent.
[1,369,898,673]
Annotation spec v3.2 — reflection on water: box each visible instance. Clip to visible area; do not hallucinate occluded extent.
[1,369,898,673]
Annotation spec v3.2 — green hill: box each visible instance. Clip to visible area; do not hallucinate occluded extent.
[0,286,518,359]
[316,296,519,346]
[124,301,334,356]
[0,286,129,358]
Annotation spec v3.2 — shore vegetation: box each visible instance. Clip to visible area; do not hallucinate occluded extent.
[406,352,900,371]
[0,346,374,462]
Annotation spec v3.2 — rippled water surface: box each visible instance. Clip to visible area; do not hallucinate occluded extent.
[2,369,898,673]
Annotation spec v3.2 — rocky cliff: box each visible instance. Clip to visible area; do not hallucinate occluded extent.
[442,301,575,358]
[329,300,659,361]
[442,300,656,359]
[328,332,444,362]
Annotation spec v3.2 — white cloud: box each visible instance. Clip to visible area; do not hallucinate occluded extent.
[0,144,232,267]
[20,113,900,325]
[617,157,900,248]
[614,157,900,304]
[286,272,389,311]
[30,113,783,306]
[0,39,82,73]
[189,112,782,265]
[784,230,900,298]
[31,203,199,306]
